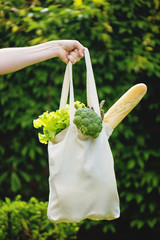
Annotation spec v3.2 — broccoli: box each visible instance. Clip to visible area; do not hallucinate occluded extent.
[73,108,103,138]
[33,101,105,144]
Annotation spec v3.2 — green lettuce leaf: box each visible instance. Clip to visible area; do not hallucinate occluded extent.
[33,101,85,144]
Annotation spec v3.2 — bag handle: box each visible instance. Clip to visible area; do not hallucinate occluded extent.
[59,48,101,123]
[68,62,75,123]
[85,48,100,116]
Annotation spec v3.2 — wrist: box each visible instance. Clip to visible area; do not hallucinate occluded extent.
[47,41,64,58]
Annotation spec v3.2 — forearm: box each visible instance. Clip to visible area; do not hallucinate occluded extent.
[0,41,60,75]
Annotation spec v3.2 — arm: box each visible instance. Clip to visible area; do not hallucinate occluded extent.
[0,40,84,75]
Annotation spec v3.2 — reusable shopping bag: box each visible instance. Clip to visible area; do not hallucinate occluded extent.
[47,48,120,223]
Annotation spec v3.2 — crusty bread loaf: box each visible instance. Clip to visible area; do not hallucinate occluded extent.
[103,83,147,129]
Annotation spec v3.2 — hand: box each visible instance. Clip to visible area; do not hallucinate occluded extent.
[0,40,85,75]
[58,40,85,64]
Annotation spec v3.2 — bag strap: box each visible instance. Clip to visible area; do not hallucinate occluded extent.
[59,48,101,123]
[85,48,101,116]
[68,62,75,123]
[59,63,70,110]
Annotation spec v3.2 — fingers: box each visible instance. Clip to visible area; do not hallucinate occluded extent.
[74,40,85,57]
[67,48,84,64]
[58,40,85,64]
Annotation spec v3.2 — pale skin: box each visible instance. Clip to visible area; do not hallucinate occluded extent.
[0,40,85,75]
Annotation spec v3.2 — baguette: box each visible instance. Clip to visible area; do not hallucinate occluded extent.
[103,83,147,129]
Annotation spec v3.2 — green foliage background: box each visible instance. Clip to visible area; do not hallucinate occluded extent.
[0,0,160,239]
[0,195,79,240]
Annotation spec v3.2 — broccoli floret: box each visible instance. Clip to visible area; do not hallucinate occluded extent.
[73,108,102,138]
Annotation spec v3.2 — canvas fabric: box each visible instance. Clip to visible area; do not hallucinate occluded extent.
[47,48,120,223]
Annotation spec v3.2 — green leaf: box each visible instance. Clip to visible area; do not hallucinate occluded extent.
[135,194,143,204]
[19,171,31,182]
[11,172,21,193]
[33,102,85,144]
[147,218,157,228]
[149,203,155,213]
[127,159,135,169]
[0,172,8,184]
[29,149,35,160]
[126,193,133,202]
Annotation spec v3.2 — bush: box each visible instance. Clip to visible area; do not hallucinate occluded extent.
[0,196,79,240]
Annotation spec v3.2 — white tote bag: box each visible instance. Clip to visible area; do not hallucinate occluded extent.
[47,48,120,223]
